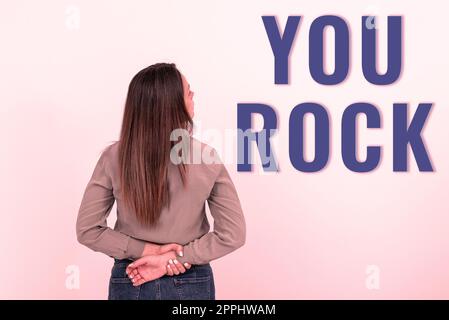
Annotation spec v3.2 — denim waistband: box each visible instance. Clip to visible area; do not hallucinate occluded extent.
[113,258,211,270]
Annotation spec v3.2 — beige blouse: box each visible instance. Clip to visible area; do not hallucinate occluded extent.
[76,137,246,265]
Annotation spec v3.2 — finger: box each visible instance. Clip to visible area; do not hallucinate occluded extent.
[183,262,192,269]
[171,260,186,274]
[169,259,179,275]
[173,259,186,273]
[174,244,184,257]
[133,278,146,287]
[135,276,148,286]
[133,274,142,282]
[164,243,184,257]
[127,267,140,279]
[166,265,173,276]
[126,265,133,275]
[166,264,174,276]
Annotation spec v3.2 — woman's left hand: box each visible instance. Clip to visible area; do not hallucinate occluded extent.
[142,242,184,257]
[126,251,191,286]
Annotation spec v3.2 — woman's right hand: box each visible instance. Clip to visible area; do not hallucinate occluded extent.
[165,256,192,276]
[157,243,192,275]
[159,243,185,257]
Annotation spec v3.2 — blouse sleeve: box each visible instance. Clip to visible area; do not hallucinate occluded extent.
[177,163,246,265]
[76,148,146,260]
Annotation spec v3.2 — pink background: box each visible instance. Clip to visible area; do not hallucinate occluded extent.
[1,0,448,299]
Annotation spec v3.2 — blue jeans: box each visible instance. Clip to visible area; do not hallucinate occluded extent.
[108,258,215,300]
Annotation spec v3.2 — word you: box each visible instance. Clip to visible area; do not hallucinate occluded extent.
[236,15,433,173]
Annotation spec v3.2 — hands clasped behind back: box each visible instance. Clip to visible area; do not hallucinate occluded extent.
[125,242,192,286]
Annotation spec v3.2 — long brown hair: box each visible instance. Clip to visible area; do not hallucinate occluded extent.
[118,63,193,227]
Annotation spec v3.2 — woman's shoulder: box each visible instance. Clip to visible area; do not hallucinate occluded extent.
[95,141,120,175]
[100,140,119,159]
[189,137,223,164]
[187,137,225,177]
